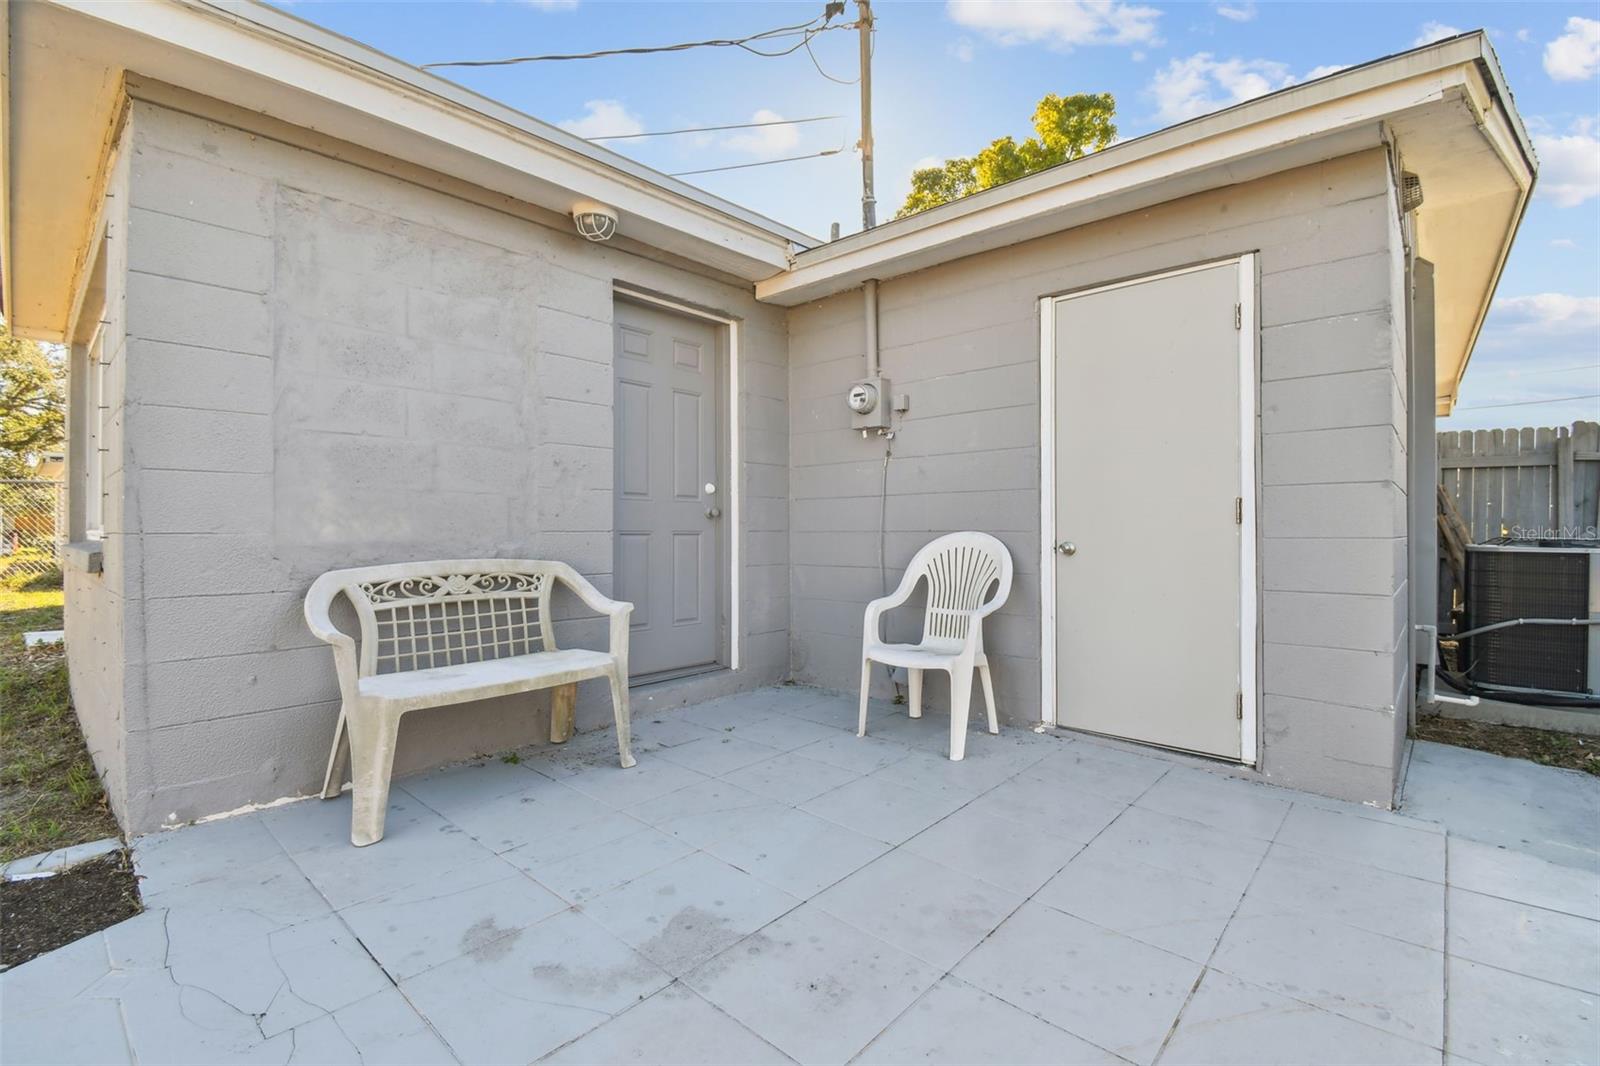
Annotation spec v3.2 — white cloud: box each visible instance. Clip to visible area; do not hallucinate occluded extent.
[521,0,578,9]
[1148,53,1293,123]
[1304,63,1348,80]
[946,0,1161,49]
[1551,238,1578,248]
[558,100,643,139]
[1544,16,1600,81]
[1413,21,1463,47]
[949,38,976,62]
[1491,293,1600,333]
[723,109,800,158]
[1215,2,1256,22]
[1533,117,1600,207]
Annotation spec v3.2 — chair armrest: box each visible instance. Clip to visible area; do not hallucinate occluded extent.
[862,570,921,647]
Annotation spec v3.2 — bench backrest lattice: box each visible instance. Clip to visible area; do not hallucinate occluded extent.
[347,568,559,676]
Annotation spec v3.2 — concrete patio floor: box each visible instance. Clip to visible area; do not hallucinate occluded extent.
[3,685,1597,1066]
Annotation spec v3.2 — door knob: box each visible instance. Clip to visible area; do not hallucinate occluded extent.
[706,507,723,519]
[1055,541,1077,556]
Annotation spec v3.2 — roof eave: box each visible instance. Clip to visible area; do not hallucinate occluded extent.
[757,33,1531,308]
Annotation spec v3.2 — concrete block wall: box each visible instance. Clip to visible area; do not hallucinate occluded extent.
[785,148,1411,805]
[63,125,135,820]
[101,97,788,831]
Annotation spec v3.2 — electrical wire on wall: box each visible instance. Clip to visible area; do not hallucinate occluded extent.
[877,429,903,701]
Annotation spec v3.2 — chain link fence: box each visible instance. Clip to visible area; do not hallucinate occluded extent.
[0,479,65,587]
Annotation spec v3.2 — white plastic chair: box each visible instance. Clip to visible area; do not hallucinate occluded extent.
[859,532,1014,760]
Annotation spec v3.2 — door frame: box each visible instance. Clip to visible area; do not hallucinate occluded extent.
[1037,253,1260,765]
[612,283,742,673]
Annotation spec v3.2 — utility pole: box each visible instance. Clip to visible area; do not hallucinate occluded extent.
[856,0,876,230]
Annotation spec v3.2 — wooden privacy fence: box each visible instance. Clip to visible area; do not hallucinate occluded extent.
[1438,421,1600,543]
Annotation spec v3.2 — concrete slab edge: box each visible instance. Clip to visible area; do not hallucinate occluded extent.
[2,836,124,881]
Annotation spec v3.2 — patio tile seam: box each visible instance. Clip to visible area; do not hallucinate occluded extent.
[1441,827,1453,1064]
[833,759,1176,1066]
[777,731,1073,847]
[1440,946,1600,998]
[1444,878,1600,928]
[533,979,797,1066]
[647,733,1069,1062]
[1149,801,1279,1066]
[1263,836,1449,889]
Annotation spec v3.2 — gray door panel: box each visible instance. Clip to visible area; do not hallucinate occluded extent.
[614,300,720,677]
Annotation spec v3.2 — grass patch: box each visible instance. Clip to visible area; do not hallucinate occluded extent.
[0,582,121,863]
[1414,714,1600,777]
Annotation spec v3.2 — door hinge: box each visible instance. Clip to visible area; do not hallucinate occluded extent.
[1236,691,1244,719]
[1235,496,1244,524]
[1234,303,1242,330]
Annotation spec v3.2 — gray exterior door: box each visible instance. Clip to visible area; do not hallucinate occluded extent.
[1051,260,1248,760]
[613,299,721,678]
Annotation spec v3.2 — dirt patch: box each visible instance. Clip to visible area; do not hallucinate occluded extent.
[0,585,121,862]
[1414,715,1600,776]
[1,850,142,968]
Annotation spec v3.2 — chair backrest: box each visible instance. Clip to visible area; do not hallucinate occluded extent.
[906,532,1013,645]
[306,560,561,676]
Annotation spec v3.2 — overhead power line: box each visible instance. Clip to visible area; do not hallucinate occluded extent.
[421,15,854,70]
[1457,394,1600,411]
[1507,363,1600,377]
[590,115,842,142]
[671,146,846,177]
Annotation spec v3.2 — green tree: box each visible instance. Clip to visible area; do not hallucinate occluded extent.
[0,320,66,479]
[897,92,1117,218]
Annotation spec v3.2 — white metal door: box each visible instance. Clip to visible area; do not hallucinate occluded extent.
[1045,258,1256,761]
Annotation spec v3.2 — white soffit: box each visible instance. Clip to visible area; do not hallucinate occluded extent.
[4,0,813,339]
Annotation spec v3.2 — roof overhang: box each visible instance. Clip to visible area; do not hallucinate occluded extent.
[3,0,814,342]
[758,33,1535,416]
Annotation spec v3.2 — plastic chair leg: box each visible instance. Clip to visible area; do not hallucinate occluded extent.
[948,663,974,761]
[858,658,873,736]
[979,662,999,734]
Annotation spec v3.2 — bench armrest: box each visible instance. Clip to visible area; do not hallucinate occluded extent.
[550,564,633,666]
[304,578,359,703]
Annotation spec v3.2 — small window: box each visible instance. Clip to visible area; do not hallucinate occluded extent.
[85,323,106,539]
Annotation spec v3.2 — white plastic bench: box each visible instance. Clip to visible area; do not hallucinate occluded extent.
[304,559,635,845]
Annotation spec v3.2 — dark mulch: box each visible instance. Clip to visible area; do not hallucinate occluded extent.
[1,850,142,969]
[1414,714,1600,776]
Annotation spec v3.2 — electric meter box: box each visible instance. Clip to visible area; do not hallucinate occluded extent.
[847,375,892,431]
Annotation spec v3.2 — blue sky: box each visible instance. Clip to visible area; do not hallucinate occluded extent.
[276,0,1599,431]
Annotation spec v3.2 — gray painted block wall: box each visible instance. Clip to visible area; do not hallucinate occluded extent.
[785,149,1411,804]
[63,126,135,821]
[89,96,789,832]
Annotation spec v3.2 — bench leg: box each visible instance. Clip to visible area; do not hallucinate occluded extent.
[321,704,351,800]
[549,683,577,745]
[608,670,636,768]
[345,706,401,847]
